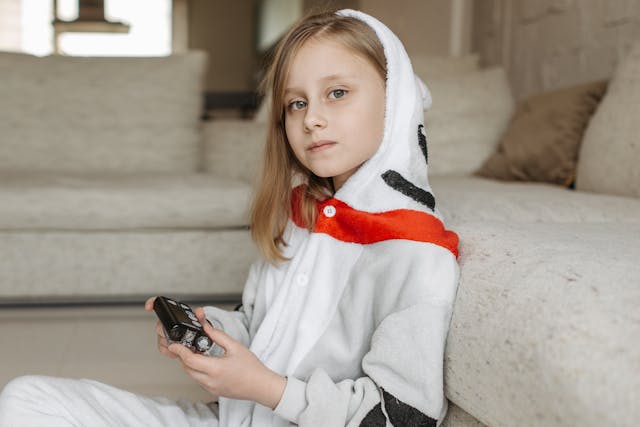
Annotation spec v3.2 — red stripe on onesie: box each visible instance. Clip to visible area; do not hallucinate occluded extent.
[291,186,459,258]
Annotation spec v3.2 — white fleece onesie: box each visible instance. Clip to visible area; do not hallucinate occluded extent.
[208,9,460,427]
[0,9,459,427]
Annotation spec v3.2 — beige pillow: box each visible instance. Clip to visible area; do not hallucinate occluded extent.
[425,67,515,176]
[576,42,640,198]
[476,80,608,186]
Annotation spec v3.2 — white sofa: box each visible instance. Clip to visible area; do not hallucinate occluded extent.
[0,50,260,304]
[1,46,638,427]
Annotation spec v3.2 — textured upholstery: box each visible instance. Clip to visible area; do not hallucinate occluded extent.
[0,51,207,173]
[0,230,256,299]
[0,172,251,230]
[431,175,640,224]
[441,401,488,427]
[431,175,640,426]
[443,220,640,427]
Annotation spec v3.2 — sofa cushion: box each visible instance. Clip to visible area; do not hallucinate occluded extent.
[444,221,640,427]
[425,67,515,176]
[0,173,251,230]
[0,229,257,300]
[576,42,640,198]
[475,80,608,187]
[0,51,207,173]
[431,176,640,225]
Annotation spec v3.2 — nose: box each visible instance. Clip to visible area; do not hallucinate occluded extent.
[303,104,327,132]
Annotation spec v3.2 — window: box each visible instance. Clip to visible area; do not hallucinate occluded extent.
[17,0,171,56]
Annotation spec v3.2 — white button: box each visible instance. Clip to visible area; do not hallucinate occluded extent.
[323,205,336,217]
[296,274,308,286]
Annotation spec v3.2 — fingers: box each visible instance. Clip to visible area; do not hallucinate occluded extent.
[144,296,157,311]
[181,365,215,390]
[169,343,191,360]
[154,320,165,337]
[169,343,213,372]
[194,306,205,319]
[154,320,178,359]
[159,342,179,359]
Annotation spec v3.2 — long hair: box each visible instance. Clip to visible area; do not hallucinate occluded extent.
[250,10,387,263]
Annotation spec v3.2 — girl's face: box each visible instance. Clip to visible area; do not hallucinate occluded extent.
[283,37,386,191]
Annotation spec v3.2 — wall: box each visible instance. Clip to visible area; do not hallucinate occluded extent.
[473,0,640,100]
[304,0,359,12]
[183,0,472,92]
[359,0,474,57]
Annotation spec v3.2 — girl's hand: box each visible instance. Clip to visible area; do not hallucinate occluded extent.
[144,296,178,360]
[169,308,287,409]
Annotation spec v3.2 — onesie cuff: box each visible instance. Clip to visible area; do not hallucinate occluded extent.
[273,376,308,423]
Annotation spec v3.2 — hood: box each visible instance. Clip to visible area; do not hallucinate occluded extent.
[334,9,441,220]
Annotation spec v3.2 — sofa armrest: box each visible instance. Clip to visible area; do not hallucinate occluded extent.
[201,119,266,184]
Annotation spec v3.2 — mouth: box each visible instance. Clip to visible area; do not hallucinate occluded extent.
[308,140,336,152]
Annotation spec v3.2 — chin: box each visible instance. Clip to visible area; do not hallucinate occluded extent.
[306,166,341,180]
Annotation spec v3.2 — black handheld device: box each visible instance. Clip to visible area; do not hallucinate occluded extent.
[153,296,213,353]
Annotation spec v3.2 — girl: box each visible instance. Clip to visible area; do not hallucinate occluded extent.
[0,8,459,427]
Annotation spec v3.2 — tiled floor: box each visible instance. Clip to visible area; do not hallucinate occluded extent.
[0,304,236,402]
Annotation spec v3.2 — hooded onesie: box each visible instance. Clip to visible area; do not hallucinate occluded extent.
[0,8,459,427]
[205,9,460,427]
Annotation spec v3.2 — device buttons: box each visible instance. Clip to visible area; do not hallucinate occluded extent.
[195,335,213,352]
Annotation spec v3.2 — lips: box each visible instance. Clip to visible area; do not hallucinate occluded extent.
[308,140,336,152]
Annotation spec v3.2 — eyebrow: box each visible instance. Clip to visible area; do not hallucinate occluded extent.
[284,73,357,96]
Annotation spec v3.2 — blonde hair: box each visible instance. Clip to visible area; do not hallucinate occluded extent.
[250,10,387,263]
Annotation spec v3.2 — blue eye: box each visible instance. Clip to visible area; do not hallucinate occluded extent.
[329,89,347,99]
[289,100,307,111]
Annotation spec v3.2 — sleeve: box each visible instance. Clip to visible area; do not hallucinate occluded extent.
[274,252,458,427]
[202,259,263,352]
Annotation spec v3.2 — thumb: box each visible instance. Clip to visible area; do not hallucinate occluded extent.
[202,320,236,353]
[144,296,157,311]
